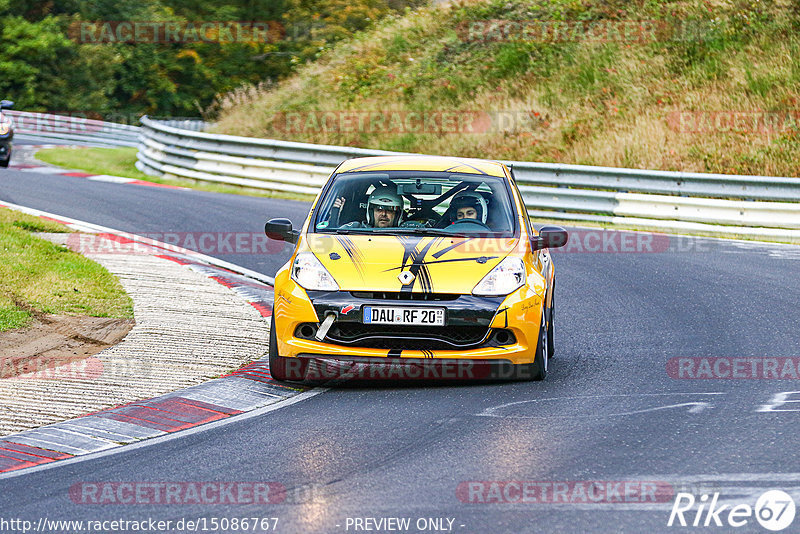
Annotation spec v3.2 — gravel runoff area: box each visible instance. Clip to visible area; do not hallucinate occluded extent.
[0,233,271,436]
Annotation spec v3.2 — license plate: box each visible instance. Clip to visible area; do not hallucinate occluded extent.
[362,306,445,326]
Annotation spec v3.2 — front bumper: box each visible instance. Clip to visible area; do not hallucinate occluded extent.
[303,290,509,350]
[272,273,546,366]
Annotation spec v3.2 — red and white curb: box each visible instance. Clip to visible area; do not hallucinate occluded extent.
[7,146,186,190]
[9,163,186,189]
[0,201,321,477]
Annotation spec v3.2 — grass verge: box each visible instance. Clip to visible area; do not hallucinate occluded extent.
[0,208,134,331]
[34,147,315,201]
[35,147,152,181]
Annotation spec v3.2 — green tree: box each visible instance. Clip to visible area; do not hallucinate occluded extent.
[0,0,422,118]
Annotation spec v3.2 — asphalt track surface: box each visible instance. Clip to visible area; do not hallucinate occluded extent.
[2,167,800,533]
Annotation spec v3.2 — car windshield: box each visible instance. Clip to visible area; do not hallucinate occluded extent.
[312,171,518,237]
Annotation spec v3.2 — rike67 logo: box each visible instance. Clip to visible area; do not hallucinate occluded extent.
[668,490,796,531]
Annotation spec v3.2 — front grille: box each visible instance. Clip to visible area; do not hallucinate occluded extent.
[339,337,471,350]
[350,292,459,301]
[334,323,487,344]
[296,322,508,350]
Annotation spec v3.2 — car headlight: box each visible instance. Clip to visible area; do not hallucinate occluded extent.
[291,251,339,291]
[0,119,10,135]
[472,256,526,296]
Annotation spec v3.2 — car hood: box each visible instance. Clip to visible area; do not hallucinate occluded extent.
[305,233,519,293]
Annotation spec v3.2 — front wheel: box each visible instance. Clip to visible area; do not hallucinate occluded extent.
[515,307,548,381]
[547,286,555,358]
[269,316,308,382]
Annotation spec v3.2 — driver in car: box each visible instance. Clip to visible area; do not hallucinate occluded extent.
[334,186,404,228]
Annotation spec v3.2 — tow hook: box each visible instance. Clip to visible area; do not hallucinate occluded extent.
[315,313,337,341]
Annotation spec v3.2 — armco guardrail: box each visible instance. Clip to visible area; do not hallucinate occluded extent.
[6,111,141,147]
[145,117,208,132]
[136,115,800,241]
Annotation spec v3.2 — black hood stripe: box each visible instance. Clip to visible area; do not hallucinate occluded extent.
[432,238,472,259]
[396,236,440,293]
[382,255,499,272]
[335,235,365,278]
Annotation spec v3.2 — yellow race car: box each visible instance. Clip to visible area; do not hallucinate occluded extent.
[264,155,568,382]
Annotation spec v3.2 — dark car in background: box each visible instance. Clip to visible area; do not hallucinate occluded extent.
[0,100,14,167]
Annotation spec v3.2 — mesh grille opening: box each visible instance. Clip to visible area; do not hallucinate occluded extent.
[350,292,459,301]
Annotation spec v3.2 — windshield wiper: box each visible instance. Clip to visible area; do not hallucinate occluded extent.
[391,228,471,237]
[326,228,374,235]
[322,227,502,238]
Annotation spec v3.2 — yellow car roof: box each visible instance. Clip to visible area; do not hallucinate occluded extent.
[336,155,508,178]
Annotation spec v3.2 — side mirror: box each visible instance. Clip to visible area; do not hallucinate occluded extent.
[532,226,568,251]
[0,100,14,110]
[265,217,299,244]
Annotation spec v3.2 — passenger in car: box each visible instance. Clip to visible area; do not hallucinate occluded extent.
[451,191,488,224]
[456,205,478,220]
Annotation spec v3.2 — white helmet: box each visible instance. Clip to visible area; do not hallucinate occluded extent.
[451,191,488,224]
[366,186,404,226]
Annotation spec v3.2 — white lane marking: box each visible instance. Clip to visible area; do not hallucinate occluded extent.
[757,391,800,412]
[721,240,800,260]
[476,393,724,419]
[482,401,713,419]
[56,423,146,443]
[19,166,64,174]
[0,388,328,480]
[27,428,120,450]
[609,402,713,416]
[88,174,135,183]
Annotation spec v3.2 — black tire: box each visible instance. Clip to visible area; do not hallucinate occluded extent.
[547,284,555,358]
[269,315,308,382]
[515,307,548,381]
[0,156,9,168]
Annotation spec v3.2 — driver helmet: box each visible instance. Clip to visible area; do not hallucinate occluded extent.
[451,191,487,224]
[366,186,404,226]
